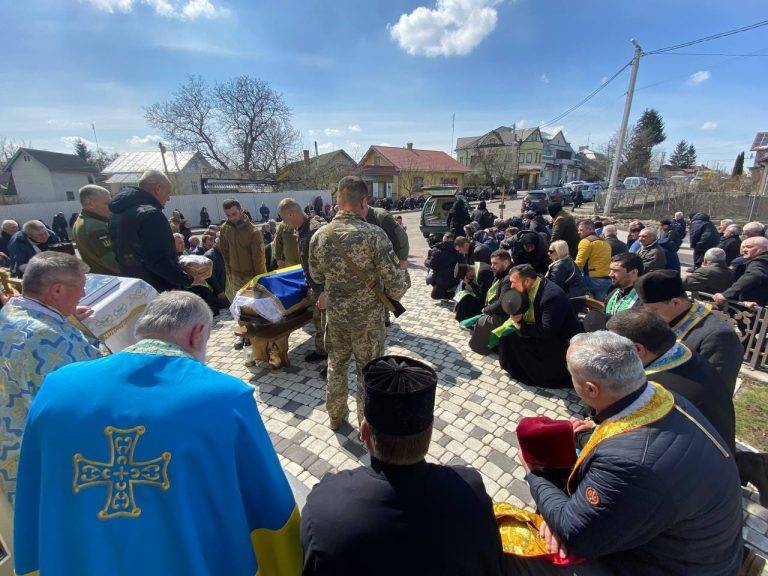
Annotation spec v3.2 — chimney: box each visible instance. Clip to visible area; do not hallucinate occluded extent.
[303,150,310,164]
[314,141,319,157]
[406,143,413,150]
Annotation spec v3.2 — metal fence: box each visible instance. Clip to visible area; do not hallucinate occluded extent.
[694,293,768,372]
[595,179,767,223]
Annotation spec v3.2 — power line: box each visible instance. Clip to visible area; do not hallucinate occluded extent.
[652,51,768,57]
[645,19,768,55]
[539,60,632,129]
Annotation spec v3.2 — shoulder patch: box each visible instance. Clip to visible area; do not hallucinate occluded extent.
[585,486,600,506]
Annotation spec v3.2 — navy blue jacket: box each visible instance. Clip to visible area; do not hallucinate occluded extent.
[8,229,60,276]
[527,388,742,576]
[689,213,719,253]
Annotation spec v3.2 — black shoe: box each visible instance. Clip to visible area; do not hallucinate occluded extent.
[305,351,328,362]
[320,366,328,378]
[233,339,244,351]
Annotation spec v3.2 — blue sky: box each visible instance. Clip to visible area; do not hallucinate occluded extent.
[3,0,766,171]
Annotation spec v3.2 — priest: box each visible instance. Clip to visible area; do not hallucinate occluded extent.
[301,355,504,576]
[607,308,735,452]
[634,269,743,393]
[14,291,302,575]
[498,264,581,388]
[454,261,495,322]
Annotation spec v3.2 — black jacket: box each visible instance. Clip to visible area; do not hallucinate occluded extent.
[660,227,683,250]
[528,388,742,576]
[651,350,735,452]
[108,186,192,291]
[204,246,227,297]
[0,231,12,256]
[604,235,627,257]
[471,208,494,230]
[301,459,504,576]
[550,209,579,258]
[545,257,587,299]
[529,215,550,241]
[511,231,550,274]
[676,308,743,394]
[7,229,60,276]
[689,213,719,253]
[718,234,741,265]
[682,264,733,294]
[482,267,513,320]
[424,240,463,290]
[446,198,471,236]
[468,241,492,265]
[517,277,581,342]
[723,252,768,306]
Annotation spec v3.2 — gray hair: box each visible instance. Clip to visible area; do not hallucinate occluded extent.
[138,169,170,190]
[725,224,741,236]
[704,247,726,265]
[567,331,646,396]
[134,291,213,341]
[22,252,89,295]
[720,218,733,228]
[743,221,765,238]
[22,220,46,234]
[1,219,18,232]
[79,184,110,205]
[640,226,658,239]
[602,224,618,237]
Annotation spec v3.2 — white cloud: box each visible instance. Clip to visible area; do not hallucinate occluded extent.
[308,129,317,136]
[700,121,717,131]
[47,119,88,128]
[348,124,362,133]
[540,73,550,84]
[388,0,502,57]
[128,134,163,146]
[81,0,229,20]
[316,142,335,152]
[324,128,341,137]
[379,142,391,147]
[688,70,711,86]
[60,136,96,149]
[515,119,527,128]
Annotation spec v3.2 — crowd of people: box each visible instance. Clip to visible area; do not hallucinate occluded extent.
[2,178,768,574]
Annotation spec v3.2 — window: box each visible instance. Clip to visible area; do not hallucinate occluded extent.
[526,152,533,163]
[519,154,524,164]
[66,191,75,201]
[535,153,541,163]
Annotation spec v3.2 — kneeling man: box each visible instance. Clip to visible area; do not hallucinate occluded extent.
[508,331,742,575]
[301,355,504,576]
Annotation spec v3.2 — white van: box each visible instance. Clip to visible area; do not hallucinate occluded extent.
[623,177,647,189]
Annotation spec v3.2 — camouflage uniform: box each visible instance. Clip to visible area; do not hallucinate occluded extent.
[297,216,327,353]
[309,210,410,424]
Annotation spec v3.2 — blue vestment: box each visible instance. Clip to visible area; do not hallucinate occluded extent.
[14,339,301,576]
[0,296,100,503]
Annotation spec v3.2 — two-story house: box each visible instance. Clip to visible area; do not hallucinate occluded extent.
[456,126,545,190]
[1,148,99,203]
[540,130,581,186]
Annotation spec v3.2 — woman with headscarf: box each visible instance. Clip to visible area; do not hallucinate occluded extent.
[446,196,471,238]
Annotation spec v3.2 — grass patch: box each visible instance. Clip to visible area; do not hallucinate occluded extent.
[734,376,768,452]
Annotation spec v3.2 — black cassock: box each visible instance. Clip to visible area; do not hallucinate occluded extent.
[300,457,504,576]
[498,278,581,389]
[455,264,495,322]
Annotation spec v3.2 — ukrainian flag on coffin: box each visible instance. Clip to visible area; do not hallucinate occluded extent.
[247,265,309,310]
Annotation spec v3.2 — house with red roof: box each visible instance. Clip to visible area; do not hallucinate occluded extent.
[359,143,469,200]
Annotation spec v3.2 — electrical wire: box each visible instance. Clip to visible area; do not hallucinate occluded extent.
[651,51,768,57]
[645,19,768,55]
[539,60,632,129]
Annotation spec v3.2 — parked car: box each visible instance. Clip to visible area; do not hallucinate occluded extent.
[578,183,603,201]
[623,176,648,189]
[563,180,588,191]
[542,186,573,205]
[420,186,460,241]
[522,191,549,213]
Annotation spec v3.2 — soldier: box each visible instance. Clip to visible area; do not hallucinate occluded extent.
[72,185,120,275]
[272,220,301,268]
[277,198,327,364]
[310,177,410,430]
[219,199,266,301]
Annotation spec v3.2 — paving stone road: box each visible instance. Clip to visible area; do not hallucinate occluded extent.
[206,264,768,562]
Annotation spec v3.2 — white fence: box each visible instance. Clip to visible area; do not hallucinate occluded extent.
[0,190,332,229]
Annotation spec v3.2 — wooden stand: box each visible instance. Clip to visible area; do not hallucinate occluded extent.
[237,306,315,369]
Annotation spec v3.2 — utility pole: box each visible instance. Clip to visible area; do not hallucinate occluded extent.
[603,39,642,217]
[451,113,455,158]
[91,123,101,153]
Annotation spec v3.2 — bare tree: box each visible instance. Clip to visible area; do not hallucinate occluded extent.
[0,138,29,170]
[253,119,301,174]
[474,147,512,187]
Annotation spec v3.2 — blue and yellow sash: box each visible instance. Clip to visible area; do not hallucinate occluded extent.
[672,300,712,340]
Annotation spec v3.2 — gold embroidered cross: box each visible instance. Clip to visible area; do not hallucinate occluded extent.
[73,426,171,520]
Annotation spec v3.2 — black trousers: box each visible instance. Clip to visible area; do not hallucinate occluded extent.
[498,333,573,389]
[431,284,455,300]
[455,294,484,322]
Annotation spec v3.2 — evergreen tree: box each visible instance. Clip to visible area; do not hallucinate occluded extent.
[732,151,745,177]
[669,140,689,168]
[624,109,666,176]
[73,139,91,162]
[685,143,697,168]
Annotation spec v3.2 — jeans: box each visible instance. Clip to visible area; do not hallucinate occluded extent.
[585,276,611,301]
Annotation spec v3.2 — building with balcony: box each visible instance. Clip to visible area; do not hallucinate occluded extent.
[540,130,581,186]
[359,144,469,200]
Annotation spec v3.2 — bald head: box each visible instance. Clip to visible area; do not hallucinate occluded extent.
[138,170,172,206]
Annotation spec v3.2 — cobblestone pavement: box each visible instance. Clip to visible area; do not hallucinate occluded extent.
[206,267,768,563]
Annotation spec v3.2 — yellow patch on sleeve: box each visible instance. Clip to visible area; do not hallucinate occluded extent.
[251,505,302,576]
